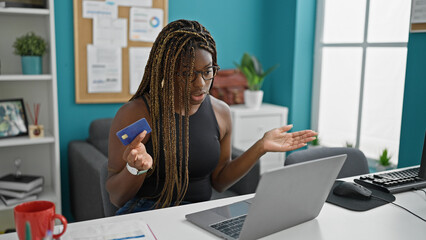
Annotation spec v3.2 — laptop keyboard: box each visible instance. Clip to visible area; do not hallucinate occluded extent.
[355,167,426,193]
[210,214,247,239]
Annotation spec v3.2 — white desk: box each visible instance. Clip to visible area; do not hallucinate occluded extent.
[1,184,425,239]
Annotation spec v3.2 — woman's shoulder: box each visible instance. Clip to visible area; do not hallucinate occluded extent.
[118,97,147,115]
[209,95,230,115]
[209,95,231,131]
[112,97,150,130]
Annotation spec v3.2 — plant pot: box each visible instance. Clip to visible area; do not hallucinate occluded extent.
[21,56,42,74]
[244,90,263,109]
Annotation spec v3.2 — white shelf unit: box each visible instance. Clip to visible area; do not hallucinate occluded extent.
[0,0,61,229]
[230,104,288,174]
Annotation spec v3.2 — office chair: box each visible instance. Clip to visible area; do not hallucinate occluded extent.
[285,147,369,178]
[100,161,119,217]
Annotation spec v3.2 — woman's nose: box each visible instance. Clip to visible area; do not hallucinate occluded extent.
[192,73,205,87]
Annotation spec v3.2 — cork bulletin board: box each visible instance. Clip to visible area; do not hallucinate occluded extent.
[411,23,426,32]
[73,0,168,103]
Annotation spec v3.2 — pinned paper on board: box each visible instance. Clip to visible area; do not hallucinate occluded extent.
[129,7,164,42]
[93,16,128,48]
[74,0,168,103]
[411,0,426,23]
[129,47,151,94]
[82,0,118,19]
[115,0,153,7]
[87,45,122,93]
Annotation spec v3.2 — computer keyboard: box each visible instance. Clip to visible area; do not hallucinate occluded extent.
[210,214,247,239]
[355,167,426,193]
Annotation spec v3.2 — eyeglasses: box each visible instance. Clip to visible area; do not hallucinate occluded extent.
[178,66,220,82]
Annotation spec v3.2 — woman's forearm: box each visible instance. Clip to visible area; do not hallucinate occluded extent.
[106,166,146,207]
[212,140,266,192]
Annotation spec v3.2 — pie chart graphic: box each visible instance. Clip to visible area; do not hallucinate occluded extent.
[150,16,160,28]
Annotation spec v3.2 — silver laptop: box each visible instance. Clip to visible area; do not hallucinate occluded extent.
[186,154,347,240]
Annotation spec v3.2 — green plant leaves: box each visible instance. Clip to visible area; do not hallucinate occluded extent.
[379,148,392,166]
[13,32,47,56]
[234,52,278,91]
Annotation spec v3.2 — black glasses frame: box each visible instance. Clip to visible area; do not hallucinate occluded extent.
[178,66,220,82]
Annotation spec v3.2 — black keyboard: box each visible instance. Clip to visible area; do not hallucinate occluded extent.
[210,214,247,239]
[355,167,426,193]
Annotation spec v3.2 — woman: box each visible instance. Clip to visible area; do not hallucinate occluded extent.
[106,19,317,214]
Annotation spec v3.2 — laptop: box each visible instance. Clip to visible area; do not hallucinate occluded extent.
[186,154,347,240]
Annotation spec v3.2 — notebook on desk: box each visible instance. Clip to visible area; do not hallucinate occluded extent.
[186,154,347,240]
[355,131,426,193]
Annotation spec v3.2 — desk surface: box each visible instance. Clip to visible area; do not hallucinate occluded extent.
[1,184,426,239]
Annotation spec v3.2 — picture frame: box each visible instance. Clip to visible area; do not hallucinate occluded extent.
[0,98,29,139]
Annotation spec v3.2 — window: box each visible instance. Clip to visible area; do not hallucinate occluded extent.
[312,0,411,165]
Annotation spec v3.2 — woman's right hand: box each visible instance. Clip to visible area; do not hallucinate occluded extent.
[122,130,153,172]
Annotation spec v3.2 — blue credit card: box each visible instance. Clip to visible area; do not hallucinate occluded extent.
[116,118,152,146]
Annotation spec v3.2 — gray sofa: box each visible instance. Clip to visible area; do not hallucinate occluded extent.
[68,118,260,221]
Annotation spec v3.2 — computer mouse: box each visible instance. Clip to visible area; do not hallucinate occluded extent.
[333,181,372,200]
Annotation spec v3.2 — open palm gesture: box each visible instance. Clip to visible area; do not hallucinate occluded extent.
[261,125,317,152]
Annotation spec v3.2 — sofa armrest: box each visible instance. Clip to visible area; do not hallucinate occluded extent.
[68,140,108,221]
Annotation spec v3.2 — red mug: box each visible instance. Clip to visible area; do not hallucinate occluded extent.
[14,201,67,240]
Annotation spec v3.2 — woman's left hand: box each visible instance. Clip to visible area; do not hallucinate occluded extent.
[260,125,317,152]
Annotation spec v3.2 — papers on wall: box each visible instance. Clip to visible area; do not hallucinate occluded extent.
[411,0,426,23]
[93,16,128,48]
[129,47,151,94]
[87,45,122,93]
[62,219,157,240]
[81,1,163,94]
[129,7,164,42]
[115,0,153,7]
[82,0,118,19]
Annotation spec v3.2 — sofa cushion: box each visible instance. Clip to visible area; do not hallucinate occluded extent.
[88,118,113,156]
[69,141,106,220]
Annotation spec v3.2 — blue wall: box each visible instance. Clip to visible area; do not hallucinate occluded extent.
[169,0,265,70]
[261,0,316,133]
[262,1,297,115]
[291,0,316,132]
[398,33,426,168]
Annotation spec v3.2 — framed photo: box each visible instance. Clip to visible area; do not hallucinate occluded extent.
[0,98,29,138]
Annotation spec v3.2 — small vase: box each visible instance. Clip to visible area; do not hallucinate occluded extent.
[244,90,263,109]
[29,125,44,138]
[21,56,42,75]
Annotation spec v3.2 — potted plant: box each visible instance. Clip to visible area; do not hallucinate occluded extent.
[376,148,395,172]
[234,53,278,109]
[13,32,47,75]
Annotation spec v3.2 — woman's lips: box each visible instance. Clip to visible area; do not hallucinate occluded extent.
[191,91,207,102]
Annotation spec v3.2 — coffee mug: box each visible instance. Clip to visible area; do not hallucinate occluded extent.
[14,201,67,240]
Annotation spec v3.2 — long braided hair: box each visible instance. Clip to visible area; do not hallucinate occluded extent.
[130,19,218,208]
